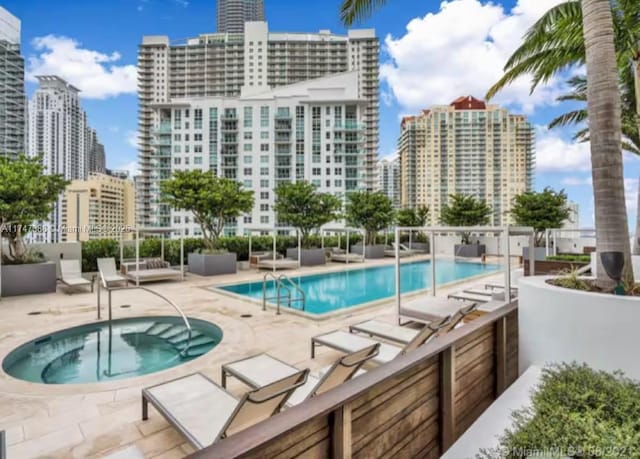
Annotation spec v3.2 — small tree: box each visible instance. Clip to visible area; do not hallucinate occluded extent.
[440,193,492,244]
[161,170,254,252]
[396,205,430,227]
[346,191,395,245]
[511,187,572,247]
[0,155,69,263]
[273,181,342,249]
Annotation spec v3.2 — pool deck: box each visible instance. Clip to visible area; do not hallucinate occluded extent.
[0,255,514,458]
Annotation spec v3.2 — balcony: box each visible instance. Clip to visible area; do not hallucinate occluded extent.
[334,121,364,131]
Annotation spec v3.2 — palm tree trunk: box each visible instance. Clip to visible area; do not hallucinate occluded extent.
[634,60,640,255]
[582,0,634,285]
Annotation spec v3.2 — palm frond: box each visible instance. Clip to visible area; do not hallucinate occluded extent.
[548,110,588,129]
[340,0,388,26]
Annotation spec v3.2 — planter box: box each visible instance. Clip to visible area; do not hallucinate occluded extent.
[1,262,57,297]
[454,244,486,258]
[188,252,237,276]
[286,248,326,266]
[237,261,250,271]
[524,259,587,276]
[519,276,640,380]
[351,244,386,259]
[522,246,548,261]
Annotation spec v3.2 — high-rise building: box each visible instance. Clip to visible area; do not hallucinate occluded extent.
[137,22,379,230]
[28,75,104,242]
[376,157,400,208]
[398,96,534,225]
[0,7,25,159]
[150,72,365,236]
[217,0,265,33]
[61,173,135,242]
[87,127,106,174]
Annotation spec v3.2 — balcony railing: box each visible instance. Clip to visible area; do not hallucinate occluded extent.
[193,301,519,458]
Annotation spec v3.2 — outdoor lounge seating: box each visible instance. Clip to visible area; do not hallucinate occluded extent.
[97,258,128,288]
[311,315,451,365]
[329,247,364,263]
[141,370,308,450]
[221,344,379,407]
[58,259,93,293]
[120,258,182,283]
[384,243,418,258]
[485,268,523,291]
[399,296,476,324]
[350,302,478,344]
[447,291,491,303]
[256,254,299,270]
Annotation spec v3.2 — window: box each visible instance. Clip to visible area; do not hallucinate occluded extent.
[260,179,269,188]
[185,122,190,130]
[244,107,253,128]
[260,204,269,211]
[173,157,181,164]
[312,168,321,176]
[244,180,252,188]
[244,144,253,152]
[260,106,269,127]
[184,157,190,165]
[174,110,181,129]
[194,109,203,129]
[185,145,190,153]
[260,216,269,224]
[260,191,269,199]
[243,216,252,224]
[174,134,181,141]
[194,145,202,153]
[244,132,253,140]
[326,107,331,115]
[334,167,342,175]
[326,144,331,152]
[194,133,202,141]
[260,155,269,164]
[261,131,269,139]
[260,144,269,152]
[194,157,203,165]
[260,167,269,176]
[174,145,181,153]
[326,168,331,175]
[244,156,253,164]
[244,168,253,176]
[312,179,321,187]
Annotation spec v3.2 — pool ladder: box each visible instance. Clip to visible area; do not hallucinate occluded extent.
[262,273,305,314]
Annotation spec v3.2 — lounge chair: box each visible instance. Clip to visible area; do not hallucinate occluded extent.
[399,296,475,324]
[447,291,490,303]
[97,258,128,288]
[311,315,451,364]
[221,344,379,407]
[59,259,93,293]
[329,247,364,263]
[485,269,523,291]
[257,257,299,270]
[141,370,308,450]
[350,303,478,344]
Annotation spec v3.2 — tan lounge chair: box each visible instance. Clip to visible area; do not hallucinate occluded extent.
[447,291,490,303]
[59,259,93,293]
[399,296,475,324]
[221,344,379,407]
[97,258,128,288]
[311,315,451,364]
[141,370,308,450]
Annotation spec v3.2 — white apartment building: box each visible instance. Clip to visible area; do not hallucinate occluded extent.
[0,6,25,159]
[137,21,379,229]
[28,75,104,242]
[376,157,400,208]
[398,96,534,226]
[153,72,365,236]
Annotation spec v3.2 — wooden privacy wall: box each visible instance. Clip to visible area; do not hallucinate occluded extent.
[191,302,519,459]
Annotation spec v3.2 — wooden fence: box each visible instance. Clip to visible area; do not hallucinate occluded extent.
[191,301,519,459]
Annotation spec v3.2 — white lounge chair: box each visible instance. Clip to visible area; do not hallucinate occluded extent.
[311,315,451,365]
[399,296,475,324]
[97,258,128,288]
[447,291,490,303]
[221,344,379,407]
[351,303,478,344]
[59,259,93,293]
[141,370,308,450]
[485,269,523,291]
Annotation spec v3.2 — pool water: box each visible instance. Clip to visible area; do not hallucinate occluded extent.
[2,316,223,384]
[220,260,501,314]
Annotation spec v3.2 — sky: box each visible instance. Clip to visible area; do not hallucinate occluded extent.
[4,0,640,230]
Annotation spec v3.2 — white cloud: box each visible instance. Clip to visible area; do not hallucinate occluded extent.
[625,178,638,215]
[535,127,591,172]
[27,35,137,99]
[126,131,139,149]
[381,0,568,112]
[562,176,592,186]
[116,161,140,178]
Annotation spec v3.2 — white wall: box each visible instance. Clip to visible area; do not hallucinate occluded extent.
[519,276,640,380]
[429,235,530,257]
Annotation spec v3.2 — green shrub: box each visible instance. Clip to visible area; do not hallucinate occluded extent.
[480,363,640,458]
[549,269,591,291]
[547,254,591,263]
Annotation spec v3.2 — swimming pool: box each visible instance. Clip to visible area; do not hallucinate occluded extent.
[220,260,501,314]
[2,316,223,384]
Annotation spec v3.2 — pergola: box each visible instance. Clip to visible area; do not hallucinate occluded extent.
[320,227,365,263]
[544,228,596,257]
[244,226,301,272]
[393,226,535,314]
[119,227,185,286]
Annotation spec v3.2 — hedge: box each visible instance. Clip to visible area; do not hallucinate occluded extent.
[546,254,591,263]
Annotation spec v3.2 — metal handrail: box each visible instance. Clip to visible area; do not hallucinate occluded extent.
[278,274,305,311]
[103,285,193,356]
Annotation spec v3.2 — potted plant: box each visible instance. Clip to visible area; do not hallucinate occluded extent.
[510,187,572,263]
[161,170,254,276]
[440,193,492,258]
[0,155,68,296]
[274,181,341,266]
[396,205,430,252]
[346,191,395,259]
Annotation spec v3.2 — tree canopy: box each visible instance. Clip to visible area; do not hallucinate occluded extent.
[439,194,492,244]
[396,205,429,228]
[273,181,342,248]
[346,191,395,245]
[510,188,572,247]
[161,170,254,251]
[0,155,69,263]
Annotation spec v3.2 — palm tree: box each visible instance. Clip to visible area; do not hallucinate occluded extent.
[581,0,633,285]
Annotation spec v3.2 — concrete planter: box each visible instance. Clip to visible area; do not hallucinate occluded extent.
[237,261,250,271]
[1,262,57,297]
[286,248,326,266]
[522,246,547,261]
[519,276,640,380]
[454,244,486,258]
[351,244,386,259]
[188,252,237,276]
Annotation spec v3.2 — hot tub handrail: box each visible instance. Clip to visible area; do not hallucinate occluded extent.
[103,285,193,356]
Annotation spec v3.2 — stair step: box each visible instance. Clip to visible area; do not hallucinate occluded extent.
[174,334,212,349]
[144,323,165,335]
[145,323,174,336]
[183,341,217,357]
[157,325,186,339]
[167,330,201,344]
